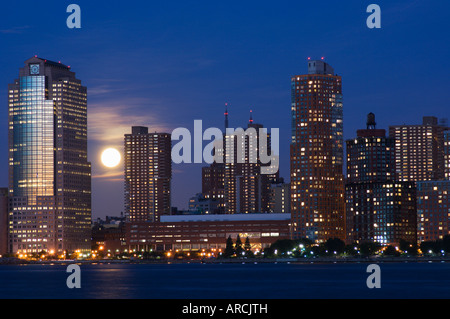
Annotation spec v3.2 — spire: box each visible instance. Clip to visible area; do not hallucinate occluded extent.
[249,109,253,124]
[224,102,229,130]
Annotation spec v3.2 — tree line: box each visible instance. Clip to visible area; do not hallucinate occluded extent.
[221,235,450,258]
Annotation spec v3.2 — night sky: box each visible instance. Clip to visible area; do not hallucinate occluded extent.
[0,0,449,218]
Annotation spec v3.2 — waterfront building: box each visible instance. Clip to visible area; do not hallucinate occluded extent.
[445,130,450,180]
[124,126,172,223]
[290,59,345,242]
[125,213,292,252]
[345,114,417,246]
[0,188,8,255]
[389,116,448,182]
[416,180,450,242]
[222,110,278,214]
[8,57,91,254]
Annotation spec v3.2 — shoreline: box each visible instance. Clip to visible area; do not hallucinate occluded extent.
[1,256,450,265]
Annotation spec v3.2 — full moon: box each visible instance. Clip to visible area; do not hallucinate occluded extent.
[101,148,121,168]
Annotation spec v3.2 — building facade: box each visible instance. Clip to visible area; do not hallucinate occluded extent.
[416,180,450,242]
[8,57,91,255]
[124,126,171,223]
[188,193,219,214]
[0,188,8,256]
[345,181,417,245]
[269,179,291,214]
[290,59,345,242]
[224,116,278,214]
[346,114,395,184]
[389,116,448,182]
[445,130,450,180]
[345,115,417,246]
[125,213,292,252]
[201,162,225,214]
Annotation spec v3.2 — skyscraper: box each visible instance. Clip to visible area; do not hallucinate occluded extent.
[346,113,395,184]
[8,56,91,254]
[444,130,450,180]
[201,163,225,214]
[201,104,228,214]
[0,188,8,256]
[224,114,278,214]
[345,114,417,245]
[389,116,447,182]
[290,59,345,242]
[124,126,171,222]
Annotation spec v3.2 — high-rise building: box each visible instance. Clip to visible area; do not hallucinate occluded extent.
[0,188,8,256]
[269,179,291,214]
[8,56,91,254]
[290,59,345,242]
[346,113,395,184]
[416,180,450,242]
[345,114,417,245]
[124,126,171,223]
[224,114,278,214]
[444,130,450,180]
[201,163,225,214]
[389,116,447,182]
[201,104,228,214]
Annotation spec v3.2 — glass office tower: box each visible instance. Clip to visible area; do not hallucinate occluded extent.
[8,56,91,255]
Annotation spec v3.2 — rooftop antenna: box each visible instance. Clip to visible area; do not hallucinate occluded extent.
[224,102,229,131]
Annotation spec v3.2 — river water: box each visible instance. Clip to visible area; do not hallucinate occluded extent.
[0,261,449,299]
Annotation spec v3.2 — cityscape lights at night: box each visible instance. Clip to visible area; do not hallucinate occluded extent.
[0,0,449,308]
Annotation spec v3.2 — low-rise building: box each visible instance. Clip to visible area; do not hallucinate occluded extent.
[125,213,292,252]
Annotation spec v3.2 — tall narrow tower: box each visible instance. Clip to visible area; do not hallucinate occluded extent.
[8,56,91,254]
[201,104,229,214]
[224,112,278,214]
[290,59,345,242]
[124,126,172,222]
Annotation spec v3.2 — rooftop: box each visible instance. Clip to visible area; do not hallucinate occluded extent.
[161,213,291,223]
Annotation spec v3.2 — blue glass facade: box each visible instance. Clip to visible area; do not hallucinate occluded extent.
[11,76,54,202]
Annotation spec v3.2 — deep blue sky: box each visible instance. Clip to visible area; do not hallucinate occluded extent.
[1,1,449,218]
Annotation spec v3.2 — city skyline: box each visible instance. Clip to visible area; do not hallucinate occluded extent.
[2,1,450,304]
[0,1,449,219]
